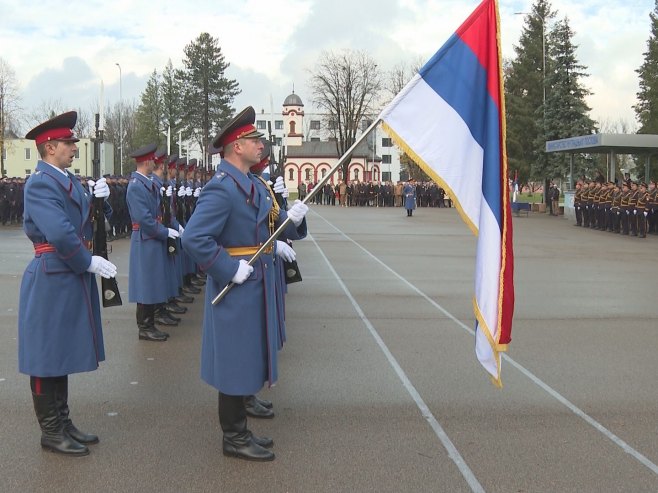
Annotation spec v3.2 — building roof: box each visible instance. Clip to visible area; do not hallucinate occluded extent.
[546,133,658,155]
[286,140,379,160]
[283,92,304,107]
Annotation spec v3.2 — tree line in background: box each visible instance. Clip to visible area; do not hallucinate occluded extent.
[2,0,658,185]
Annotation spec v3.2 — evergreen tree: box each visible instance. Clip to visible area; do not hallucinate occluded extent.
[537,17,596,180]
[161,59,184,155]
[134,70,164,149]
[634,1,658,179]
[635,1,658,135]
[504,0,555,187]
[179,33,240,168]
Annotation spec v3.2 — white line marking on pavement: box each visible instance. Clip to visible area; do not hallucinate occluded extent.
[308,232,486,493]
[311,210,658,477]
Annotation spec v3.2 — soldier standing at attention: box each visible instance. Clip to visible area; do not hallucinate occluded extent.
[126,144,181,342]
[182,107,308,462]
[404,179,417,216]
[19,111,117,456]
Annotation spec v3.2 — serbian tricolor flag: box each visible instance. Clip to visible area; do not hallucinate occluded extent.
[379,0,514,386]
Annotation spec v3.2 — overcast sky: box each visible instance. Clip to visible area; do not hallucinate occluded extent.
[1,0,654,133]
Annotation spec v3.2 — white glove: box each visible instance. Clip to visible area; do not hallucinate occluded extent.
[167,228,180,239]
[633,210,637,215]
[644,211,648,217]
[178,186,186,197]
[166,185,173,197]
[282,187,289,199]
[275,240,296,262]
[178,225,185,234]
[185,186,192,196]
[160,186,165,196]
[273,176,286,194]
[287,200,309,226]
[88,178,110,199]
[194,187,201,198]
[266,180,273,186]
[87,255,117,279]
[231,259,253,284]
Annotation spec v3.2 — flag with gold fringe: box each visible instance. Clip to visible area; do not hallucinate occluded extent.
[379,0,514,386]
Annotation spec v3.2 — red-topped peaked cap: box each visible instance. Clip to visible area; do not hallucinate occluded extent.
[130,143,158,163]
[25,111,80,145]
[187,158,197,173]
[154,149,168,164]
[168,154,179,170]
[250,138,271,174]
[212,106,264,149]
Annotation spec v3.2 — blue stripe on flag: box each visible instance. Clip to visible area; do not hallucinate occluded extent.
[420,34,502,228]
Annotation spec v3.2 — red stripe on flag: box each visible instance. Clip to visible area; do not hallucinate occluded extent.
[455,0,501,111]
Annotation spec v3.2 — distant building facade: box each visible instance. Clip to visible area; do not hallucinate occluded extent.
[1,138,115,178]
[254,92,402,190]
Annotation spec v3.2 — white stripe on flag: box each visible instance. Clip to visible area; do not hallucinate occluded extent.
[381,76,484,229]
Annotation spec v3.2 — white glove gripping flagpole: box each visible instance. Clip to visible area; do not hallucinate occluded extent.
[211,118,381,305]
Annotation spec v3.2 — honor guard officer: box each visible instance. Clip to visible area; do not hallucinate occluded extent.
[182,106,309,461]
[20,111,117,456]
[126,144,180,342]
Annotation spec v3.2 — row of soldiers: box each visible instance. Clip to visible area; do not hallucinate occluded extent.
[104,159,210,240]
[573,179,658,237]
[0,176,26,225]
[300,180,452,208]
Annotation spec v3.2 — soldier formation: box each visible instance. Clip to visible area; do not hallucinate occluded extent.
[16,107,311,463]
[301,179,452,208]
[573,177,658,238]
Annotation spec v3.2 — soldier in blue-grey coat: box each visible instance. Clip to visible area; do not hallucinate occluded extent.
[19,111,118,456]
[404,179,417,217]
[126,144,182,342]
[182,106,308,462]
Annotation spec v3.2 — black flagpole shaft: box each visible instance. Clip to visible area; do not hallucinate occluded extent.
[211,118,381,305]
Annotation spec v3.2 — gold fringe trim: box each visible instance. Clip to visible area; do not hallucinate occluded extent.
[381,122,478,237]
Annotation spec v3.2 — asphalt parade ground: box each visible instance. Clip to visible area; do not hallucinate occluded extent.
[1,205,658,492]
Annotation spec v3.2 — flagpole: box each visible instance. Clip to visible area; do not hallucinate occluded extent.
[211,118,382,305]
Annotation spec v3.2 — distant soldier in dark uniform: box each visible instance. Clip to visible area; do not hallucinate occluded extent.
[573,181,583,226]
[636,182,649,238]
[620,182,631,235]
[610,182,622,233]
[20,111,117,456]
[628,181,640,236]
[647,180,658,234]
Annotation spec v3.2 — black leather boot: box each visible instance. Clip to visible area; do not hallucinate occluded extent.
[55,376,99,445]
[165,300,187,314]
[138,304,168,341]
[183,275,202,294]
[31,377,89,456]
[154,304,179,326]
[219,393,274,461]
[254,395,273,409]
[174,292,194,304]
[244,395,275,419]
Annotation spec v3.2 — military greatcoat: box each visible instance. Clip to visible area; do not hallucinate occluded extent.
[127,172,170,304]
[181,160,306,396]
[19,161,107,376]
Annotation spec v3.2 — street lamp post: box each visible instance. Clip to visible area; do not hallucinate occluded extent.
[115,62,123,175]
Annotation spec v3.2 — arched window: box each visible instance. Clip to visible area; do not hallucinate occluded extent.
[354,169,359,181]
[289,121,296,134]
[288,169,294,181]
[305,169,311,181]
[321,169,327,178]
